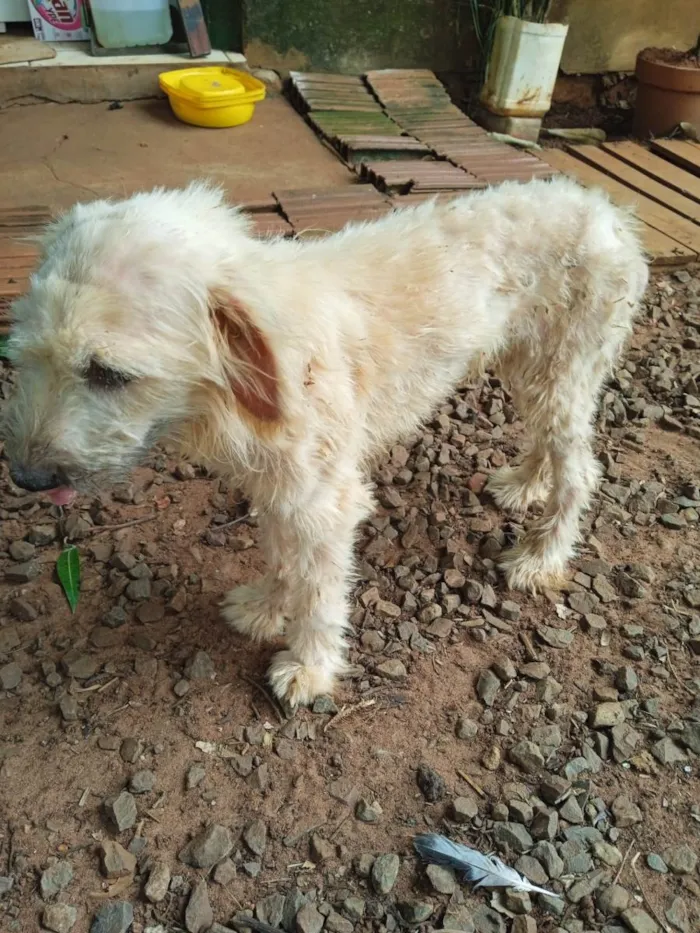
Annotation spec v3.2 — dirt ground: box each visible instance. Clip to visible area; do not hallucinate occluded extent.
[0,253,698,933]
[0,94,352,211]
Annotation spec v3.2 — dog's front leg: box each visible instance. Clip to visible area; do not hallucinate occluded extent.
[264,472,373,707]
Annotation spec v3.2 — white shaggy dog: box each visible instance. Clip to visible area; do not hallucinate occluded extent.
[2,178,648,705]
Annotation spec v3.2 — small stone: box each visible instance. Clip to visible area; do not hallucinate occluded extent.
[611,795,642,828]
[186,763,206,790]
[9,598,38,621]
[492,656,517,681]
[472,905,506,933]
[593,842,623,867]
[129,769,155,794]
[660,514,685,530]
[184,650,215,680]
[243,819,267,856]
[590,702,625,728]
[508,740,544,774]
[145,862,171,903]
[597,884,630,916]
[296,903,324,933]
[456,716,479,739]
[559,795,584,824]
[326,911,355,933]
[477,669,501,706]
[615,666,639,693]
[40,861,73,899]
[355,798,382,822]
[651,737,687,766]
[646,853,668,873]
[310,834,335,863]
[100,841,136,879]
[504,890,531,914]
[537,625,574,648]
[371,853,400,894]
[376,659,407,680]
[482,744,502,771]
[104,607,127,629]
[426,864,456,894]
[104,791,137,833]
[539,775,570,805]
[120,737,143,764]
[136,600,164,623]
[442,905,476,932]
[511,919,537,933]
[90,902,133,933]
[492,822,533,855]
[621,907,660,933]
[213,858,237,886]
[399,902,433,925]
[665,897,690,933]
[4,560,40,583]
[61,651,98,681]
[42,904,77,933]
[662,844,697,875]
[174,679,190,697]
[514,855,549,886]
[532,841,564,878]
[0,662,22,690]
[417,763,445,801]
[179,824,233,868]
[185,879,213,933]
[125,577,151,601]
[312,695,338,715]
[568,868,607,902]
[451,796,478,823]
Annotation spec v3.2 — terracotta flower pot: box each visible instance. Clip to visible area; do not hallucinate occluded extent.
[634,46,700,138]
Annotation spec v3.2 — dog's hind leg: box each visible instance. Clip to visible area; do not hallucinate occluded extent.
[263,468,374,707]
[221,573,287,643]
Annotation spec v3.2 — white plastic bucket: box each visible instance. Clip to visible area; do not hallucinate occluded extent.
[481,16,569,118]
[90,0,172,49]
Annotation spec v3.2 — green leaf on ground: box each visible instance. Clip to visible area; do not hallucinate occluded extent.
[57,546,81,613]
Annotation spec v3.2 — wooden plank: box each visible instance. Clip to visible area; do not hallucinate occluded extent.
[650,140,700,177]
[539,148,700,253]
[175,0,211,58]
[568,144,700,224]
[537,148,696,265]
[603,142,700,204]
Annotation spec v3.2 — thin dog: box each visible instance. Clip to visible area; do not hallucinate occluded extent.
[2,179,649,705]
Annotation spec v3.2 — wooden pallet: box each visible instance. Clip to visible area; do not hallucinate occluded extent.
[272,186,393,237]
[537,146,699,266]
[0,206,50,333]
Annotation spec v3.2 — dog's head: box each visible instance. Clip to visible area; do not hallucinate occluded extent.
[2,183,284,503]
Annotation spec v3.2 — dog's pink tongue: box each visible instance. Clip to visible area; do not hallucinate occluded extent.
[47,487,77,507]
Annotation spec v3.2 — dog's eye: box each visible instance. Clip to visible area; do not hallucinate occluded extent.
[83,358,133,390]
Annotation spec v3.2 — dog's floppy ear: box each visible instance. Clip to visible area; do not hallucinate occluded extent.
[210,294,281,423]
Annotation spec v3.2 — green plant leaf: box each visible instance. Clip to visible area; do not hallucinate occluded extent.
[57,546,81,613]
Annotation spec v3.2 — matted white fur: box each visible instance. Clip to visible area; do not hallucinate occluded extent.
[2,178,649,706]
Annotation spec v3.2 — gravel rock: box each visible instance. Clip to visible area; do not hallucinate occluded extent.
[103,791,137,833]
[621,907,660,933]
[213,859,237,886]
[651,737,687,765]
[472,905,506,933]
[43,904,78,933]
[456,716,479,739]
[355,798,382,822]
[416,763,445,801]
[477,669,501,706]
[611,795,642,828]
[129,769,155,794]
[243,819,268,856]
[371,853,400,894]
[185,879,213,933]
[0,662,22,690]
[665,897,690,933]
[179,824,234,868]
[184,650,215,680]
[597,884,630,916]
[296,903,325,933]
[145,862,171,903]
[590,702,625,728]
[492,656,517,681]
[376,659,407,680]
[508,740,544,774]
[492,821,533,855]
[40,861,74,899]
[662,844,697,875]
[100,841,136,879]
[514,854,549,886]
[399,901,433,925]
[426,863,456,894]
[90,902,134,933]
[511,918,537,933]
[451,796,478,823]
[646,853,668,873]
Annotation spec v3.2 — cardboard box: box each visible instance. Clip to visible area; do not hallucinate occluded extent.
[26,0,90,41]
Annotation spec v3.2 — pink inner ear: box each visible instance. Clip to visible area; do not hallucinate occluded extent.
[213,301,281,423]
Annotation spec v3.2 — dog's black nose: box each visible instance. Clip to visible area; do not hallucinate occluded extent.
[9,464,67,492]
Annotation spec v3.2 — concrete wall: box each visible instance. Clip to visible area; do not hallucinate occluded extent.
[550,0,700,74]
[243,0,478,74]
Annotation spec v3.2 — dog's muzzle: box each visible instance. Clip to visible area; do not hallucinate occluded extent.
[9,463,76,506]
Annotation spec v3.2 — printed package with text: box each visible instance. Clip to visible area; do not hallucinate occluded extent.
[26,0,90,41]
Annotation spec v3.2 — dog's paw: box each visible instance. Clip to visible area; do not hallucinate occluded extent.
[267,650,336,708]
[487,465,548,513]
[500,543,566,594]
[221,582,284,642]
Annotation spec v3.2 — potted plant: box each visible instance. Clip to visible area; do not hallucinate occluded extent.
[469,1,569,138]
[634,38,700,138]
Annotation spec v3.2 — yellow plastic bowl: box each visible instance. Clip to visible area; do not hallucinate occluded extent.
[159,67,266,128]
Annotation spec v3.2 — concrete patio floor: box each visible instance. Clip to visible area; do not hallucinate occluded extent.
[0,94,353,212]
